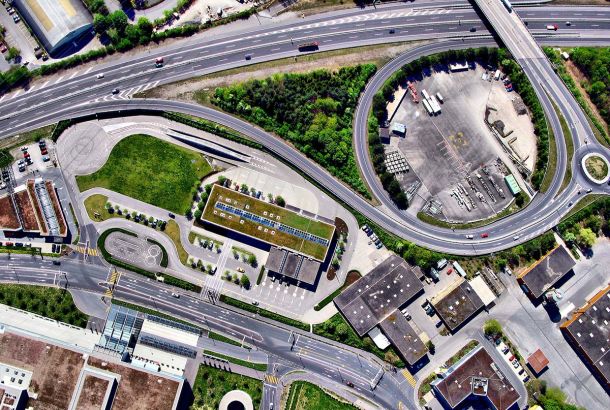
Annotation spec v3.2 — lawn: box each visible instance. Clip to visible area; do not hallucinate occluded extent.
[76,134,212,214]
[191,364,262,410]
[285,381,356,410]
[165,220,189,264]
[0,284,88,327]
[83,194,118,222]
[585,155,608,180]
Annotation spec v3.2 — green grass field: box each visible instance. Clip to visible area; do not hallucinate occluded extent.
[0,284,88,327]
[191,364,262,410]
[285,381,357,410]
[202,185,334,260]
[76,135,212,214]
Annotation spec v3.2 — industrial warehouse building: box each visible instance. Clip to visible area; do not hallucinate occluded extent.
[13,0,93,56]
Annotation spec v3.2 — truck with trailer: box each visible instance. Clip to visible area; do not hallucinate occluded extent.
[423,99,433,115]
[421,89,430,101]
[429,96,442,114]
[436,92,444,103]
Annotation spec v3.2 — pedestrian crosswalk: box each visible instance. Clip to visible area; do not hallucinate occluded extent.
[401,369,417,387]
[73,245,98,256]
[104,269,121,298]
[264,374,279,384]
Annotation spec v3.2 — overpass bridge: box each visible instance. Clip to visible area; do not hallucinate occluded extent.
[472,0,606,200]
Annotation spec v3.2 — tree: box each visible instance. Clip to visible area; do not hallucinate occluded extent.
[240,274,250,289]
[426,340,436,354]
[335,323,349,338]
[109,10,129,34]
[275,196,286,207]
[194,209,203,219]
[247,254,257,267]
[93,13,110,34]
[484,319,502,337]
[7,47,20,61]
[577,227,596,248]
[563,231,576,245]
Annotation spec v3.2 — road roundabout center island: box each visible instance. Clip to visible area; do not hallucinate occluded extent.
[582,153,610,184]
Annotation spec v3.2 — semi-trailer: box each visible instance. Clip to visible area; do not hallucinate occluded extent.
[423,99,433,115]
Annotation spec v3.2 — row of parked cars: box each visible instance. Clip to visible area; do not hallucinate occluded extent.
[361,224,383,249]
[495,338,530,383]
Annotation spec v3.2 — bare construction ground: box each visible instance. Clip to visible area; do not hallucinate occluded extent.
[390,63,536,222]
[0,332,85,410]
[76,375,109,410]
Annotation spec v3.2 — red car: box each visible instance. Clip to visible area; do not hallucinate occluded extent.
[481,233,489,238]
[24,152,30,158]
[446,268,453,275]
[41,148,48,155]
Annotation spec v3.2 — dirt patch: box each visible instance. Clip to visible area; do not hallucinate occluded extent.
[0,332,85,410]
[0,195,20,230]
[334,217,348,236]
[565,60,609,135]
[87,357,180,410]
[14,190,39,231]
[345,270,361,286]
[137,41,428,102]
[76,375,109,410]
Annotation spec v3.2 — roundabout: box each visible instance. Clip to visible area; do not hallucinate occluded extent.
[582,153,610,184]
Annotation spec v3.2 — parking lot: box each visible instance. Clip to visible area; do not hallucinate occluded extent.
[10,140,54,183]
[389,63,535,222]
[0,1,40,65]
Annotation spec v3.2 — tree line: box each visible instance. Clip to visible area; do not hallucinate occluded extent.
[212,65,378,197]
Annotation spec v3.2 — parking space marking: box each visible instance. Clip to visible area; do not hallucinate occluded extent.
[69,71,80,79]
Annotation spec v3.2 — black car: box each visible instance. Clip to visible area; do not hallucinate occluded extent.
[470,27,477,32]
[389,28,395,34]
[53,260,61,266]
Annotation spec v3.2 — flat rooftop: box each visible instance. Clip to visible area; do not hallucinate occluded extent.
[561,285,610,388]
[432,345,520,410]
[517,245,575,299]
[0,195,20,231]
[202,184,334,261]
[266,246,321,285]
[379,311,427,365]
[431,278,484,332]
[334,254,423,336]
[527,349,549,375]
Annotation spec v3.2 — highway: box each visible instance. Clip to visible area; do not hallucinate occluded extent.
[0,3,608,255]
[0,255,412,409]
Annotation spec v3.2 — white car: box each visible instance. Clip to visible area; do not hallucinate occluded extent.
[465,235,474,239]
[96,73,104,79]
[513,235,520,241]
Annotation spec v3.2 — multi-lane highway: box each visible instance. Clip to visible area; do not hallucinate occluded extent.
[0,255,413,409]
[0,2,608,256]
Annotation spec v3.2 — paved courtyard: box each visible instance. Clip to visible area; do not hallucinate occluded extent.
[104,231,163,270]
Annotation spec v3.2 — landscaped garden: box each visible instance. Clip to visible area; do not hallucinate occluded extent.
[0,284,88,327]
[584,155,608,181]
[76,134,212,214]
[191,364,262,410]
[285,381,356,410]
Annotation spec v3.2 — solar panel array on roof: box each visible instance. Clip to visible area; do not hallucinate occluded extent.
[215,202,330,246]
[146,314,201,336]
[97,305,145,354]
[138,334,197,359]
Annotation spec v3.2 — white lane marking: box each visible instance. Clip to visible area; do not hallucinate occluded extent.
[69,71,79,79]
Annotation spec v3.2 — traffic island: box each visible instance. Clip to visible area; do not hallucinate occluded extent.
[582,153,610,184]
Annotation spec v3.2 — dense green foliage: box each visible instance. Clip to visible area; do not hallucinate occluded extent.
[570,48,610,131]
[527,380,585,410]
[545,48,610,145]
[484,319,502,336]
[0,285,88,327]
[0,149,12,168]
[368,114,408,208]
[97,228,202,292]
[76,134,211,214]
[558,196,609,249]
[211,65,378,196]
[372,47,549,191]
[286,381,357,410]
[192,364,262,410]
